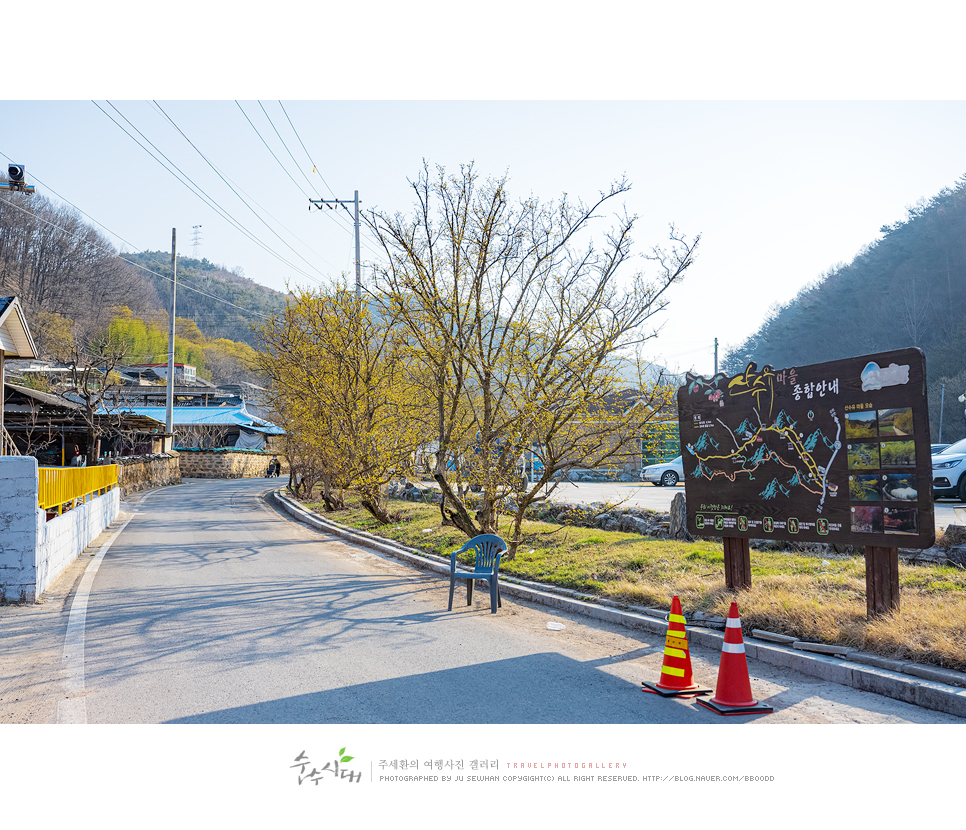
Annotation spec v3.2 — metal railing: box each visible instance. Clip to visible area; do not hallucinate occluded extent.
[38,465,119,513]
[2,426,19,456]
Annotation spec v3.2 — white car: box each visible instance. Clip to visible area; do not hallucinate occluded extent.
[641,455,684,486]
[933,437,966,501]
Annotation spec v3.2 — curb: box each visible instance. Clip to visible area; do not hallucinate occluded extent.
[271,489,966,719]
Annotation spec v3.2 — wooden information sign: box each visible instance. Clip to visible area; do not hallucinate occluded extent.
[677,349,934,610]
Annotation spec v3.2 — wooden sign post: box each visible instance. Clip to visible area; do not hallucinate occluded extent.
[864,545,900,616]
[723,536,752,591]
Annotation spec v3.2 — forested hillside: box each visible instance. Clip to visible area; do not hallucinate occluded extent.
[723,175,966,441]
[126,251,290,347]
[0,184,288,384]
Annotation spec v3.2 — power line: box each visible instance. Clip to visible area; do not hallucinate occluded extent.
[275,100,387,264]
[148,100,334,284]
[236,101,313,200]
[0,194,273,321]
[94,100,329,286]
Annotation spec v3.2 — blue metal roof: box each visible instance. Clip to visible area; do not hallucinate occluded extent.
[116,404,284,434]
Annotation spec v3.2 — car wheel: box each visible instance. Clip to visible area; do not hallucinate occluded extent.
[661,470,679,487]
[958,474,966,503]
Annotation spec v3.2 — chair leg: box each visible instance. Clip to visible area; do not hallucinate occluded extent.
[466,578,474,606]
[448,576,456,611]
[490,578,498,613]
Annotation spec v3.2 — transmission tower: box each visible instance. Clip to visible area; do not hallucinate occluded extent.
[191,224,203,258]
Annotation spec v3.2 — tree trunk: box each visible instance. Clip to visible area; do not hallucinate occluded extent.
[433,472,481,537]
[360,497,393,525]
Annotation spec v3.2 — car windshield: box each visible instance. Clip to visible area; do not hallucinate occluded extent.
[936,438,966,456]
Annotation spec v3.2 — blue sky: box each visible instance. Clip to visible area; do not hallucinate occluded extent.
[5,98,965,379]
[7,4,966,378]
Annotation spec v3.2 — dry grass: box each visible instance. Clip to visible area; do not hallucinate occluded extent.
[303,494,966,672]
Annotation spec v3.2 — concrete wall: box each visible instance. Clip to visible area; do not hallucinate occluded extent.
[36,487,119,596]
[0,456,40,603]
[177,448,276,479]
[0,456,119,603]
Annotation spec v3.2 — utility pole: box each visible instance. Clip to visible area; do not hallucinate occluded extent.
[165,229,177,441]
[714,338,719,375]
[309,191,361,302]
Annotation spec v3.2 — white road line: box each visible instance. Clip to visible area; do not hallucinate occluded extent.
[55,507,139,724]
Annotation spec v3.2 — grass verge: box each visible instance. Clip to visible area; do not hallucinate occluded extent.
[302,494,966,672]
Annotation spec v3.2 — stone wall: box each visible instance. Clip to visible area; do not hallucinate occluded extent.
[177,448,277,479]
[112,453,182,497]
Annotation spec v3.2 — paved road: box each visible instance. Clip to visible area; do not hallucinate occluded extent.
[33,478,962,725]
[539,480,963,529]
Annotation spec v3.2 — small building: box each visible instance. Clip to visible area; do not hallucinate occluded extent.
[0,297,38,454]
[129,362,198,384]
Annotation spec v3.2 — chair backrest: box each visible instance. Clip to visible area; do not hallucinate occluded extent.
[465,534,507,570]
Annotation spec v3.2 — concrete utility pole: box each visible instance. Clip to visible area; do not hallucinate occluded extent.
[309,191,361,302]
[714,338,719,374]
[165,229,177,438]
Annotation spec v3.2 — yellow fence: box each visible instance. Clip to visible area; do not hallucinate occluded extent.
[38,465,119,513]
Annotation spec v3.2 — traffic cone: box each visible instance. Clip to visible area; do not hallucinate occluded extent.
[643,596,712,698]
[697,601,773,715]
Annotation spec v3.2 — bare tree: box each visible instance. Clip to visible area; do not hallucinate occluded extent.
[368,162,699,556]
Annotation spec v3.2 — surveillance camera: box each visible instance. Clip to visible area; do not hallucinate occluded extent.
[960,393,966,403]
[7,164,25,182]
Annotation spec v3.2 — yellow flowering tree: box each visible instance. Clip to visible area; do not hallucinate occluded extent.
[257,285,423,524]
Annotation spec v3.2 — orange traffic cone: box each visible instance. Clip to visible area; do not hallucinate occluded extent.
[643,596,712,698]
[697,601,773,715]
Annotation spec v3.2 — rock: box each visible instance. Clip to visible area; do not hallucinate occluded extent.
[938,524,966,549]
[619,515,651,535]
[668,492,688,540]
[945,547,966,567]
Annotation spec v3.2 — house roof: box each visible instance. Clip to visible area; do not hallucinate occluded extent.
[118,403,284,434]
[0,297,37,359]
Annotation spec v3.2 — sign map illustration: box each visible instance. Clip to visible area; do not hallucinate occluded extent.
[676,348,935,548]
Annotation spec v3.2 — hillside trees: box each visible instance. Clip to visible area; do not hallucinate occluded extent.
[0,186,157,327]
[722,175,966,440]
[257,285,425,523]
[367,163,698,556]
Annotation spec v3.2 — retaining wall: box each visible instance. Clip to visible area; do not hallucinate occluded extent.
[177,448,275,479]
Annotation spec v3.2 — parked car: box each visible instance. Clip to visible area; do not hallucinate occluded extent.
[932,437,966,501]
[641,455,684,486]
[931,443,951,455]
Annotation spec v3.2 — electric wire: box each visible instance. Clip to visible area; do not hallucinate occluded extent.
[0,194,273,322]
[93,101,293,269]
[275,100,387,264]
[148,100,334,284]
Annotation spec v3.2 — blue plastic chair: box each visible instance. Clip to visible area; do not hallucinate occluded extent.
[447,534,507,614]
